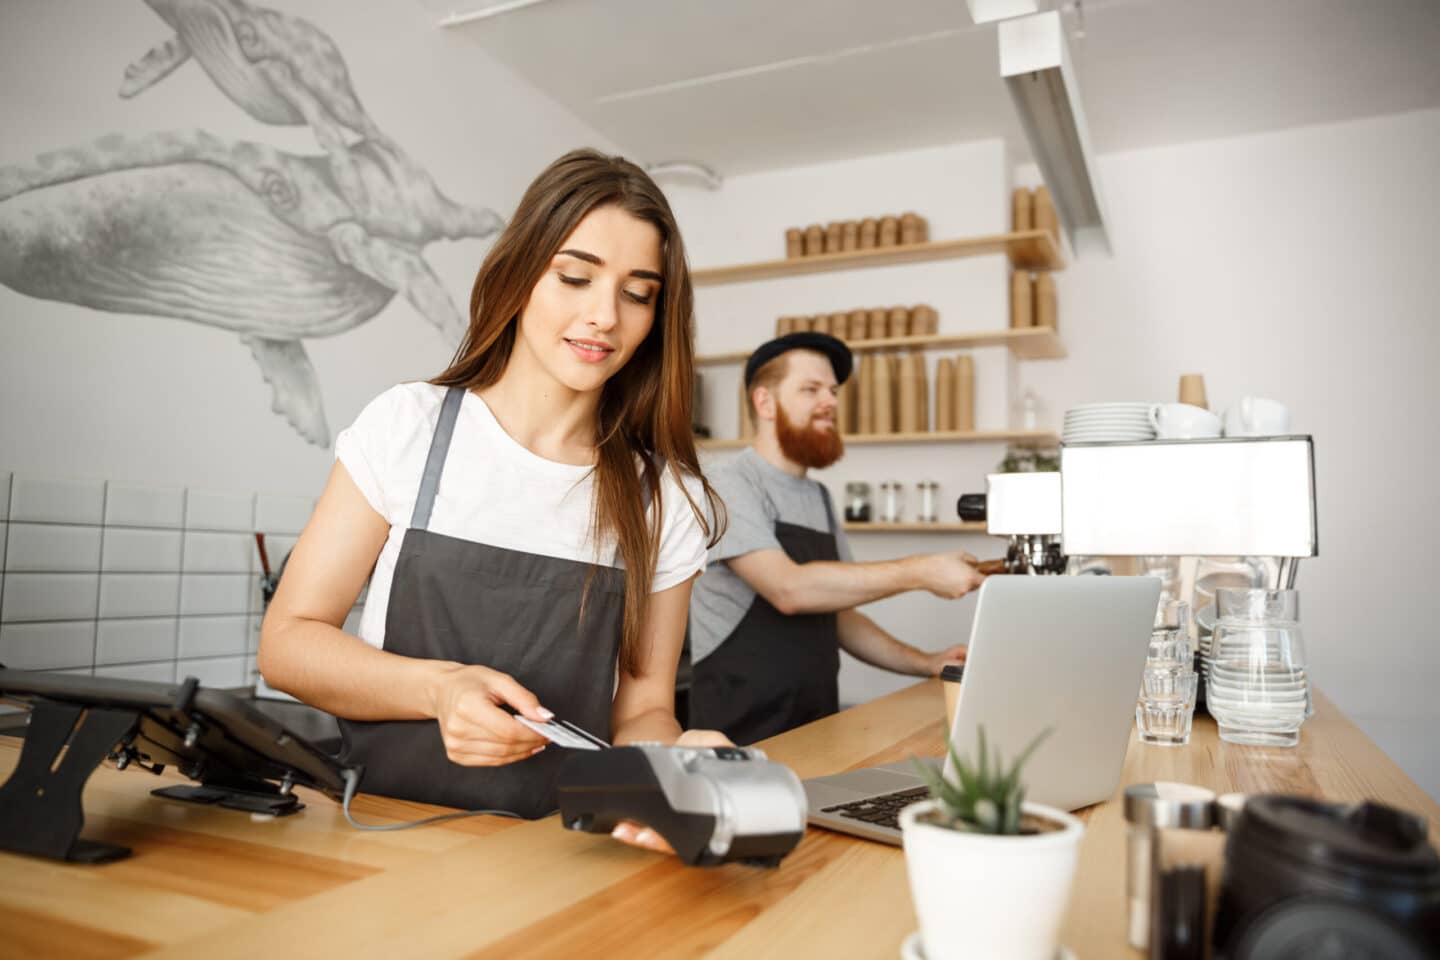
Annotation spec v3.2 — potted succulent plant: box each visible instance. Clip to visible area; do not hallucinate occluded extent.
[899,728,1084,960]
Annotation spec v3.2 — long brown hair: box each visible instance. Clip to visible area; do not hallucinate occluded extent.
[432,149,724,676]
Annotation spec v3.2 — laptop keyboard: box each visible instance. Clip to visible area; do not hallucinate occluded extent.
[820,786,930,831]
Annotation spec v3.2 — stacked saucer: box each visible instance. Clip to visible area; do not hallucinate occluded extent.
[1062,402,1156,444]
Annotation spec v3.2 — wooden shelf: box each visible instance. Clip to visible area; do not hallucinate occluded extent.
[691,230,1063,286]
[843,522,991,533]
[697,429,1058,450]
[696,326,1064,364]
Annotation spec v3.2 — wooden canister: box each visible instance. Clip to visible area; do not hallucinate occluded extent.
[785,227,805,259]
[887,306,910,339]
[1010,271,1033,329]
[913,353,930,432]
[1178,374,1208,410]
[872,353,894,434]
[841,220,860,252]
[878,216,900,247]
[900,212,923,245]
[1035,273,1057,331]
[867,308,888,341]
[911,304,939,336]
[935,357,956,431]
[1034,187,1059,240]
[898,353,921,433]
[859,218,879,250]
[954,354,975,432]
[811,314,832,336]
[856,355,875,434]
[847,309,869,341]
[1011,188,1034,232]
[803,224,825,256]
[825,221,845,254]
[837,378,856,435]
[775,316,791,337]
[830,312,849,337]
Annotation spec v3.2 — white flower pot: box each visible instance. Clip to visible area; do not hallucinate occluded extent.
[899,799,1084,960]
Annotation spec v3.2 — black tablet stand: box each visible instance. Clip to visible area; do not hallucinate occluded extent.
[0,677,303,863]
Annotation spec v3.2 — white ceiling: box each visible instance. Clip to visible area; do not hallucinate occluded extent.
[423,0,1440,176]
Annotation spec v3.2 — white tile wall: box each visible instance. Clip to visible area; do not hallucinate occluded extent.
[185,491,253,532]
[5,523,103,572]
[95,662,175,683]
[105,483,185,529]
[0,621,95,670]
[102,529,182,572]
[176,656,246,688]
[96,618,177,665]
[179,615,248,659]
[180,574,253,617]
[254,494,314,536]
[2,573,99,622]
[9,475,105,525]
[98,573,180,619]
[0,472,329,691]
[182,532,254,573]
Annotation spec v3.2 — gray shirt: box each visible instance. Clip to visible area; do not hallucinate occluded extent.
[690,448,853,664]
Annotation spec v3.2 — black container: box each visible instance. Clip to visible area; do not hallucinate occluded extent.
[1214,795,1440,959]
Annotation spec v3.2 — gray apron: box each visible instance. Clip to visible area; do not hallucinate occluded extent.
[689,486,841,745]
[339,387,625,818]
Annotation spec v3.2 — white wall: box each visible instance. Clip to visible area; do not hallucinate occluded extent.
[1014,109,1440,800]
[667,140,1033,708]
[0,0,617,496]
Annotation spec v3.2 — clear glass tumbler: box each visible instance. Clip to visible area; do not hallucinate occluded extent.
[1136,600,1198,745]
[1205,588,1308,747]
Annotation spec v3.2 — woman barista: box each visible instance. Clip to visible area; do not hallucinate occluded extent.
[259,150,728,851]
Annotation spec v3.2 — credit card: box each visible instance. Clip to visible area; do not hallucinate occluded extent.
[514,715,609,751]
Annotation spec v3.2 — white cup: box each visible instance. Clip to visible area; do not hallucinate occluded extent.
[1149,403,1222,439]
[1223,397,1291,437]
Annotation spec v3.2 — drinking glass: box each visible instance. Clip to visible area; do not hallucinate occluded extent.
[1205,588,1308,747]
[1136,600,1198,745]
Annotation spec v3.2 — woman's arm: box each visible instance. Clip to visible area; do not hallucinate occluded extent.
[259,462,549,766]
[609,575,733,853]
[610,576,693,745]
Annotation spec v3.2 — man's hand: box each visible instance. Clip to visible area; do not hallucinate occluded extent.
[610,728,736,855]
[913,551,985,599]
[922,643,968,677]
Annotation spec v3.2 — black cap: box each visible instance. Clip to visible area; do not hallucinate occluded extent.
[743,332,853,388]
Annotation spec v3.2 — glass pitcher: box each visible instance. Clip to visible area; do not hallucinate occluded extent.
[1205,588,1308,747]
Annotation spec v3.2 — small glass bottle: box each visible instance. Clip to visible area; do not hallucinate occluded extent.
[916,481,939,523]
[843,482,872,523]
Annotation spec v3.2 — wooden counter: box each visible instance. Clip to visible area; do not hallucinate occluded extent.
[3,684,1437,959]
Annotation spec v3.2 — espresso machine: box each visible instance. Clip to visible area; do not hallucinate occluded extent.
[959,436,1319,584]
[958,472,1066,575]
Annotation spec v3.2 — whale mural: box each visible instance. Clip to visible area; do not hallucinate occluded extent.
[0,0,504,445]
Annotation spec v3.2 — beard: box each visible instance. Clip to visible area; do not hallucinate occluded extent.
[776,403,844,470]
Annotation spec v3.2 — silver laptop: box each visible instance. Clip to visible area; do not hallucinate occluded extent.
[804,575,1161,845]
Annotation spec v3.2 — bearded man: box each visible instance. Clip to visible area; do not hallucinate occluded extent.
[688,332,986,744]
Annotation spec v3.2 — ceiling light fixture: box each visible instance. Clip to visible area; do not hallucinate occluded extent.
[999,10,1111,256]
[965,0,1040,26]
[644,162,723,192]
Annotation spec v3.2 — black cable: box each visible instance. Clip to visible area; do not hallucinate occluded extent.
[338,768,521,831]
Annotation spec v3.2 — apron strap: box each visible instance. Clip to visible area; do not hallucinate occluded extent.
[756,470,836,536]
[817,482,837,535]
[410,386,466,531]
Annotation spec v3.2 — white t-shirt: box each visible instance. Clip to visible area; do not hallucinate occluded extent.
[335,382,709,650]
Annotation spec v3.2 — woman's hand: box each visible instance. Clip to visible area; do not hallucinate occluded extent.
[428,664,552,766]
[610,728,736,854]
